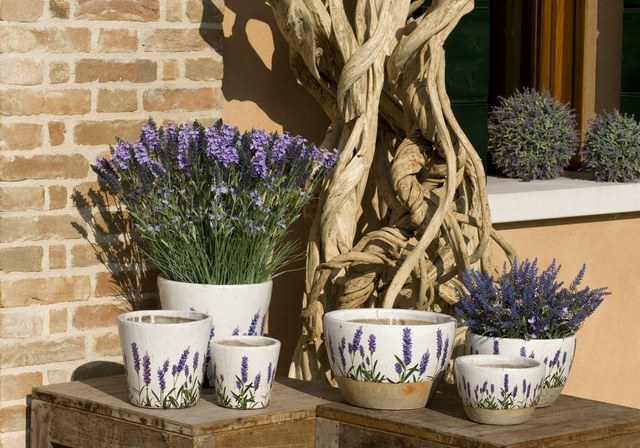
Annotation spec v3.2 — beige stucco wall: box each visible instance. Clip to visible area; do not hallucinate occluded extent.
[223,2,639,409]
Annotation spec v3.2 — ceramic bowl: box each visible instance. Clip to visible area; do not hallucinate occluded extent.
[323,308,457,410]
[455,354,545,425]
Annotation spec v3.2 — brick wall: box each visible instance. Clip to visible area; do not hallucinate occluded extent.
[0,1,223,445]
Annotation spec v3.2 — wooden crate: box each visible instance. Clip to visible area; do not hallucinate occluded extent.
[30,375,341,448]
[316,384,640,447]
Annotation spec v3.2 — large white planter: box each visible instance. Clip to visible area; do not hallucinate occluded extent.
[455,355,545,425]
[210,336,281,409]
[466,332,577,407]
[324,308,457,410]
[117,310,211,409]
[157,277,272,385]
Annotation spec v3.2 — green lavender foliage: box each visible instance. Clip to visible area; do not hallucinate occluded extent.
[488,88,578,181]
[581,110,640,182]
[92,119,336,285]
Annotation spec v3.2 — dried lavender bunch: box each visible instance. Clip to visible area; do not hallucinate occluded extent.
[581,110,640,182]
[93,119,337,285]
[488,88,578,181]
[456,258,609,340]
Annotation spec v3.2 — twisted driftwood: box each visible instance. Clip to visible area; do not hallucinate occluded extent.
[267,0,516,382]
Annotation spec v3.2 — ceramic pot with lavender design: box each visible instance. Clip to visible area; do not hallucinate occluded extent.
[455,355,545,425]
[157,276,272,385]
[466,332,576,407]
[209,336,281,409]
[323,309,457,410]
[117,310,211,409]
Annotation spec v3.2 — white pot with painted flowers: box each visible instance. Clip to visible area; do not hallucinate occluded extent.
[456,258,609,407]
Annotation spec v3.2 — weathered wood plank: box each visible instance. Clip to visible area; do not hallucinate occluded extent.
[214,417,316,448]
[31,375,341,438]
[316,384,640,448]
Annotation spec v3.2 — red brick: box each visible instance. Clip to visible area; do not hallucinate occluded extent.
[76,0,159,21]
[0,59,43,86]
[49,308,68,333]
[0,89,91,116]
[46,27,91,53]
[0,336,85,368]
[0,26,44,53]
[48,185,68,209]
[93,331,122,356]
[162,60,180,81]
[0,276,91,307]
[0,154,88,181]
[49,62,69,84]
[0,372,43,401]
[50,0,70,18]
[74,120,144,145]
[0,186,44,211]
[72,303,126,329]
[0,309,43,338]
[185,58,223,81]
[143,87,219,112]
[71,243,100,267]
[186,0,223,24]
[97,89,138,113]
[0,123,43,151]
[75,59,156,83]
[0,214,86,243]
[0,246,43,272]
[0,0,44,21]
[0,405,26,433]
[143,28,221,52]
[98,29,138,53]
[49,244,67,269]
[166,0,182,22]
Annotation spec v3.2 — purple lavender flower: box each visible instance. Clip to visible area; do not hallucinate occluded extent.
[131,343,141,373]
[502,374,510,397]
[270,133,291,163]
[266,362,273,385]
[367,334,376,354]
[157,367,167,391]
[562,351,567,365]
[193,352,199,371]
[520,346,527,357]
[338,336,346,368]
[253,372,261,390]
[436,329,443,360]
[142,353,151,386]
[232,327,240,336]
[240,356,249,383]
[348,327,363,355]
[172,348,190,376]
[133,142,151,165]
[395,362,402,375]
[440,336,450,369]
[493,339,500,355]
[419,351,430,375]
[247,312,260,336]
[402,327,412,365]
[140,122,158,151]
[205,123,239,168]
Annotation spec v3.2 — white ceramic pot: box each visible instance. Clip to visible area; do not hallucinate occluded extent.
[117,310,211,409]
[323,308,457,410]
[157,276,272,385]
[466,332,576,407]
[455,355,545,425]
[209,336,281,409]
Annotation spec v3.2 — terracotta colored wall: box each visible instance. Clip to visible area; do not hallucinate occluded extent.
[0,1,223,446]
[223,2,640,410]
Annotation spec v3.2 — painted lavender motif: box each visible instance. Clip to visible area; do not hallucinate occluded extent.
[328,325,450,384]
[457,373,543,410]
[125,343,202,409]
[212,358,275,409]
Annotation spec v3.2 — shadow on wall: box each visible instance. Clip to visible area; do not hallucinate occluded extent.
[71,186,159,312]
[221,0,329,141]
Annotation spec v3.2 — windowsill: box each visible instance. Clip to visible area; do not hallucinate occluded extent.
[487,175,640,224]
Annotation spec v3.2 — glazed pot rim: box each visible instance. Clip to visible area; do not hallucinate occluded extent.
[117,310,211,325]
[157,275,273,288]
[211,335,281,348]
[324,308,457,325]
[466,331,577,342]
[456,354,543,370]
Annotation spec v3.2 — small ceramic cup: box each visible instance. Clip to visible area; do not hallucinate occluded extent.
[454,355,545,425]
[117,310,212,409]
[209,336,281,409]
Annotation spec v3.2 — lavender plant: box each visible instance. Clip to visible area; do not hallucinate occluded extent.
[92,119,337,285]
[581,110,640,182]
[456,258,609,340]
[488,88,578,181]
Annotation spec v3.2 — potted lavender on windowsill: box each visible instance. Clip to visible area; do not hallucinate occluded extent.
[456,258,609,407]
[93,119,336,386]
